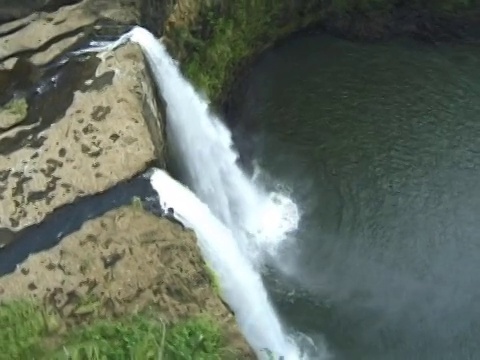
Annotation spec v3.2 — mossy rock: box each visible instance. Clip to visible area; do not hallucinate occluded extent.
[0,98,28,130]
[171,0,325,102]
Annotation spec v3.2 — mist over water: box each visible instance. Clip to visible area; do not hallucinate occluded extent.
[228,32,480,360]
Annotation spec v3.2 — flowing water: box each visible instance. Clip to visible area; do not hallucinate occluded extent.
[127,27,315,359]
[72,28,310,358]
[150,168,302,359]
[228,32,480,360]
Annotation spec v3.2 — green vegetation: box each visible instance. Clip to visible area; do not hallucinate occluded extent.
[0,300,234,360]
[168,0,478,102]
[205,263,221,296]
[131,196,144,211]
[0,97,28,129]
[0,300,59,359]
[2,98,28,118]
[171,0,324,101]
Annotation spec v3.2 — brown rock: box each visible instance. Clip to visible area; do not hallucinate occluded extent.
[0,0,139,66]
[0,206,254,358]
[0,41,164,231]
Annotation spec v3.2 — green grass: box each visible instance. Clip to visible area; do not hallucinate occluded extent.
[0,301,233,360]
[0,300,60,359]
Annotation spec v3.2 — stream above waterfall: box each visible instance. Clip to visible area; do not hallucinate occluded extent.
[227,31,480,360]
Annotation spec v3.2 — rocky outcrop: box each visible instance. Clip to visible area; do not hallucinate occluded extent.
[0,205,255,357]
[0,0,139,68]
[0,2,255,356]
[0,98,28,130]
[0,0,79,24]
[0,42,162,230]
[0,0,164,231]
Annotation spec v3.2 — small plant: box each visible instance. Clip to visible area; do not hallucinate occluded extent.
[0,97,28,129]
[2,98,28,118]
[72,294,101,317]
[165,316,224,359]
[131,196,144,211]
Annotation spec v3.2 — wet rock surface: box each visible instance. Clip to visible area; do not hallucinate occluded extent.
[0,0,138,67]
[0,206,255,358]
[0,37,162,230]
[0,172,159,274]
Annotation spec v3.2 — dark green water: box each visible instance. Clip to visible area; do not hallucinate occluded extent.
[229,32,480,360]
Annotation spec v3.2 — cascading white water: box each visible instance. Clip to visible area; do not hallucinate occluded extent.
[71,28,299,255]
[74,25,308,359]
[150,168,300,359]
[128,27,306,358]
[129,27,299,259]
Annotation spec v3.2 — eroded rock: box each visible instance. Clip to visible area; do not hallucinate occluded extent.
[0,0,139,67]
[0,206,254,358]
[0,42,163,230]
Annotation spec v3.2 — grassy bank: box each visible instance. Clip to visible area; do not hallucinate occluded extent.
[165,0,478,103]
[167,0,325,102]
[1,300,233,359]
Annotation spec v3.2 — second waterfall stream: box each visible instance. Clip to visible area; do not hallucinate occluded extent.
[83,26,314,359]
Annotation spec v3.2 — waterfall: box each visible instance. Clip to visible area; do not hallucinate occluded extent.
[74,26,307,359]
[129,28,299,260]
[128,27,304,358]
[150,169,300,359]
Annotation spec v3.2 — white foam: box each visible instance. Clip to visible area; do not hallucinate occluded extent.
[129,26,305,358]
[150,169,300,359]
[129,26,298,254]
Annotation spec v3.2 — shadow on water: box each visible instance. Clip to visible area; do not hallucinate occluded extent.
[0,169,162,276]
